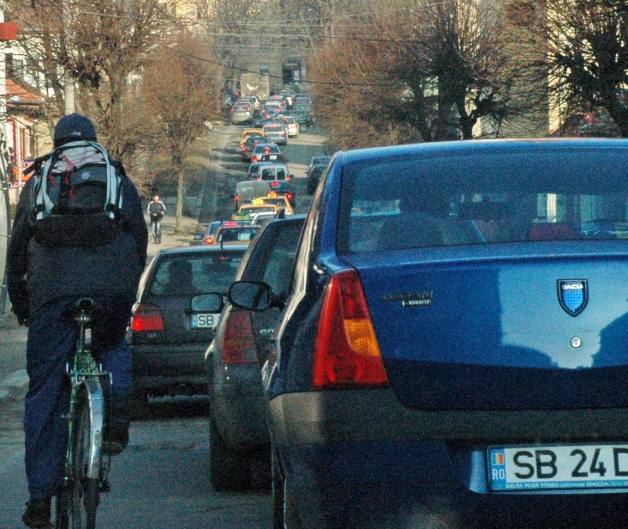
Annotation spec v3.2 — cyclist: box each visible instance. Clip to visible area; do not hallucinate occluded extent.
[7,113,148,528]
[147,194,166,243]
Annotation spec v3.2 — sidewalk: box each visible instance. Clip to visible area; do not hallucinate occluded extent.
[145,212,200,259]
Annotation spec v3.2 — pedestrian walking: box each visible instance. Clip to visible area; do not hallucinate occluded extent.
[147,195,166,243]
[7,112,148,528]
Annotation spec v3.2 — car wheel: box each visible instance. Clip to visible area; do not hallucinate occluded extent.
[209,413,251,491]
[299,123,308,132]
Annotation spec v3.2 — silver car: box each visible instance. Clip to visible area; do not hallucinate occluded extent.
[262,122,288,145]
[230,101,253,125]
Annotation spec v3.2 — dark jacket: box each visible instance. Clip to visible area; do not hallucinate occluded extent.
[7,159,148,320]
[147,200,165,219]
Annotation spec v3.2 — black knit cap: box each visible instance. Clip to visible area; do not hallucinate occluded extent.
[53,113,97,147]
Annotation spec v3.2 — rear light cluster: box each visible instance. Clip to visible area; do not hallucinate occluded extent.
[205,237,214,244]
[131,303,164,332]
[312,270,389,389]
[220,310,257,364]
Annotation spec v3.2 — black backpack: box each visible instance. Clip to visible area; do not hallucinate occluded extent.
[30,141,123,248]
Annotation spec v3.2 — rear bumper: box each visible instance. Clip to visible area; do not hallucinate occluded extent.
[282,441,628,529]
[269,389,628,446]
[271,390,628,528]
[131,343,208,394]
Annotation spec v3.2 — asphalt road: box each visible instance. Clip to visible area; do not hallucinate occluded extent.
[0,119,329,528]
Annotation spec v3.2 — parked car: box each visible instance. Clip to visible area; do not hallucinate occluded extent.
[306,155,332,195]
[204,215,306,491]
[267,179,296,208]
[251,142,282,163]
[234,179,270,210]
[229,101,253,125]
[306,154,332,175]
[245,161,271,181]
[240,95,261,112]
[238,200,281,219]
[262,122,288,146]
[189,220,222,246]
[128,245,247,411]
[258,194,294,216]
[256,163,292,183]
[239,127,264,149]
[273,115,299,137]
[242,135,270,162]
[214,224,261,245]
[229,138,628,529]
[306,164,325,196]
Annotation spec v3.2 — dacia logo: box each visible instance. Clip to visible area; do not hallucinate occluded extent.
[382,290,433,307]
[557,279,588,316]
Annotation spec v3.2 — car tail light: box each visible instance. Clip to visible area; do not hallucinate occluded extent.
[205,237,214,244]
[131,303,165,332]
[286,192,294,201]
[220,310,257,364]
[312,270,389,389]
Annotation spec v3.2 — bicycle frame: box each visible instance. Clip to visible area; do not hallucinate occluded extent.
[64,304,110,480]
[57,298,112,529]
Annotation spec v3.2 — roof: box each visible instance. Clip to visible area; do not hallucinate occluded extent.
[338,137,628,165]
[6,79,45,106]
[155,245,250,257]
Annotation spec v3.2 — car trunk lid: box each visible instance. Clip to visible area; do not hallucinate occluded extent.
[351,250,628,412]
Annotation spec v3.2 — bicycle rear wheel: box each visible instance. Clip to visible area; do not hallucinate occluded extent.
[69,387,100,529]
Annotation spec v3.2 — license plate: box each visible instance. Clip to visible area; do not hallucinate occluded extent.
[488,444,628,491]
[191,313,220,329]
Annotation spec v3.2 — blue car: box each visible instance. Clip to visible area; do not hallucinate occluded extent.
[229,138,628,529]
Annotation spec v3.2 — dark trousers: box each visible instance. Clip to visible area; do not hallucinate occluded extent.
[24,296,132,499]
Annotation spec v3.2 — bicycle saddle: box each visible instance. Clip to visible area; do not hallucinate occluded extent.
[65,297,96,318]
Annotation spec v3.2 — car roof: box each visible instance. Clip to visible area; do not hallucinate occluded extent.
[155,245,250,258]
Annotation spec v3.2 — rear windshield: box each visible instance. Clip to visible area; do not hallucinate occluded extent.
[337,146,628,254]
[260,166,286,180]
[148,253,244,296]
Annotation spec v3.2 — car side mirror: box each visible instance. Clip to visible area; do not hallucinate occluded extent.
[193,234,203,241]
[189,293,224,313]
[228,281,274,312]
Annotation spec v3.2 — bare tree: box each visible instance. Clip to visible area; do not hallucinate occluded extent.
[6,0,176,161]
[140,31,222,232]
[198,0,262,91]
[310,0,543,148]
[526,0,628,136]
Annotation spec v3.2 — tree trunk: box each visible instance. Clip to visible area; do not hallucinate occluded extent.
[174,153,185,234]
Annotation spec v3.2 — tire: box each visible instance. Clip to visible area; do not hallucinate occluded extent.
[69,388,100,529]
[209,414,251,491]
[299,122,308,132]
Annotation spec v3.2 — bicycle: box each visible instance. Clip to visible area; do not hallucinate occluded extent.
[54,297,113,529]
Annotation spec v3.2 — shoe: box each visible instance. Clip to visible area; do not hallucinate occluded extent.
[22,497,52,528]
[102,394,130,456]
